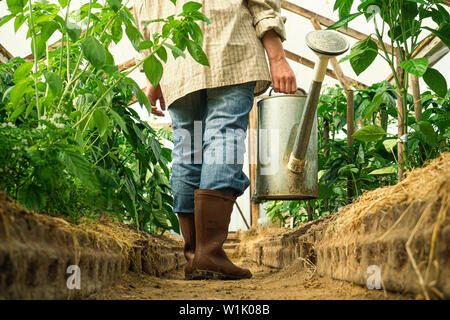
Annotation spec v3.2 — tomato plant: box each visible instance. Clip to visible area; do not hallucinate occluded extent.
[0,0,209,234]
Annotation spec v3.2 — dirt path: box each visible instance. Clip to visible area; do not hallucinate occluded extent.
[91,258,412,300]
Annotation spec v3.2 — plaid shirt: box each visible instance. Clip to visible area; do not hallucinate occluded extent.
[133,0,286,108]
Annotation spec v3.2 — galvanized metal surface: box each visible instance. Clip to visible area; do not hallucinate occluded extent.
[305,30,350,56]
[289,80,322,164]
[253,94,318,202]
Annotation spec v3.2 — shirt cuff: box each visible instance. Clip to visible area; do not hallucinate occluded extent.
[253,14,287,42]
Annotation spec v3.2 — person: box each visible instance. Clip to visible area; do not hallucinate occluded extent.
[134,0,296,280]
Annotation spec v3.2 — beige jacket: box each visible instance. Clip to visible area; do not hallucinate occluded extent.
[133,0,286,107]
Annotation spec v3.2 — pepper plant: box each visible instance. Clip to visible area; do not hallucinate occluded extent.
[329,0,449,173]
[0,0,209,234]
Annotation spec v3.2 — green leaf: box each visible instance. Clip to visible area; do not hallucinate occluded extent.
[6,0,26,14]
[31,34,46,60]
[135,87,152,113]
[423,24,450,48]
[13,62,33,82]
[39,20,59,43]
[352,125,387,142]
[362,92,383,119]
[43,71,62,95]
[418,121,437,147]
[14,14,27,32]
[125,24,143,51]
[183,1,202,12]
[81,36,106,68]
[399,58,428,76]
[139,39,153,50]
[328,12,363,30]
[348,37,378,75]
[93,108,109,137]
[10,79,32,106]
[163,43,186,59]
[148,136,162,160]
[124,168,136,200]
[111,20,123,44]
[188,21,203,46]
[10,104,26,120]
[152,209,170,229]
[383,139,397,153]
[104,47,115,66]
[0,14,15,27]
[58,0,68,8]
[143,55,163,87]
[369,166,397,175]
[423,68,447,98]
[109,109,129,134]
[356,144,365,164]
[156,46,168,62]
[189,11,211,24]
[107,0,121,12]
[186,39,209,66]
[59,150,98,188]
[66,21,82,42]
[18,183,47,212]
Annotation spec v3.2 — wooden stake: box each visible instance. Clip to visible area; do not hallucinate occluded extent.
[395,48,406,181]
[410,75,422,121]
[248,99,259,228]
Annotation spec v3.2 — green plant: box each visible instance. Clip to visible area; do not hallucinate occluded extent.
[0,0,209,234]
[329,0,449,172]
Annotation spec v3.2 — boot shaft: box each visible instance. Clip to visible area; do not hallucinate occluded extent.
[194,189,236,253]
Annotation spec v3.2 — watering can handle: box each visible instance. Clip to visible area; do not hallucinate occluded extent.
[268,87,307,96]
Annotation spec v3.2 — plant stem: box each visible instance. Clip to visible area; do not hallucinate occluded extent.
[44,41,49,116]
[56,0,92,112]
[73,38,169,130]
[28,0,40,122]
[71,3,130,99]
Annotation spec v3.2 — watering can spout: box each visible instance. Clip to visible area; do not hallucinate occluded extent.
[288,30,349,174]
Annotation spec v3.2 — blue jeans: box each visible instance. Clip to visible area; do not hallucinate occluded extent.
[168,81,256,214]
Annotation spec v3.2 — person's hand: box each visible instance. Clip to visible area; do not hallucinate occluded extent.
[145,80,166,117]
[269,56,297,94]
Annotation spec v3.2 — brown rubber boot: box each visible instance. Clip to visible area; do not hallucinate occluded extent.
[177,213,196,280]
[191,189,252,280]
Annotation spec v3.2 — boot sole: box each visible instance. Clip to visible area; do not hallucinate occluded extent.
[191,269,251,280]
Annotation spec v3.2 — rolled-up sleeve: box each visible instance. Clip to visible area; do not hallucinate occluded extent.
[247,0,287,41]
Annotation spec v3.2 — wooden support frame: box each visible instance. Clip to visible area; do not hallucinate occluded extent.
[0,43,13,63]
[281,0,393,55]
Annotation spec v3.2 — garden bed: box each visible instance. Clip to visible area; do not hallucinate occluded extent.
[0,193,185,299]
[235,153,450,299]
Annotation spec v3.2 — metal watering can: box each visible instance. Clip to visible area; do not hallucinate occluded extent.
[252,30,349,202]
